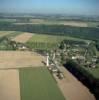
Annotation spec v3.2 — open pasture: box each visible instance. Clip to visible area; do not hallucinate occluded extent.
[19,67,65,100]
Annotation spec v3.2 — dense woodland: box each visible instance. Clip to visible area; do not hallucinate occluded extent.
[0,22,99,41]
[64,60,99,100]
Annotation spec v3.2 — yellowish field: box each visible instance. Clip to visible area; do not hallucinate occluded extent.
[0,31,15,37]
[0,51,45,69]
[62,21,88,27]
[0,70,20,100]
[12,33,34,43]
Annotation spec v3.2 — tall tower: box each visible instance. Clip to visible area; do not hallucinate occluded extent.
[46,53,49,67]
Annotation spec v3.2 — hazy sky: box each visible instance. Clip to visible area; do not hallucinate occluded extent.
[0,0,98,15]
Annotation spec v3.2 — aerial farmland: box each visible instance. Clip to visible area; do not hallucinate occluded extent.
[0,1,99,98]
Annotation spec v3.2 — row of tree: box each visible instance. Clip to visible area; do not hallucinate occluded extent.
[0,22,99,41]
[64,60,99,100]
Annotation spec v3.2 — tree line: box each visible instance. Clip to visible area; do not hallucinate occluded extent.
[64,60,99,100]
[0,22,99,41]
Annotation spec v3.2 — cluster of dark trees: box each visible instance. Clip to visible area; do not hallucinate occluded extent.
[95,41,99,51]
[0,37,17,50]
[64,60,99,100]
[63,39,86,45]
[0,22,99,41]
[96,45,99,51]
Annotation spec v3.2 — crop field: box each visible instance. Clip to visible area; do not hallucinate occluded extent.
[15,19,89,27]
[0,51,45,69]
[0,31,15,37]
[12,33,34,43]
[0,19,16,22]
[0,31,23,38]
[0,70,20,100]
[61,21,88,27]
[6,31,23,38]
[19,67,65,100]
[87,22,99,27]
[27,34,90,50]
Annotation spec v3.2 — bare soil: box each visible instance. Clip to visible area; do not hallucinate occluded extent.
[0,69,20,100]
[53,67,95,100]
[12,33,34,43]
[0,51,45,69]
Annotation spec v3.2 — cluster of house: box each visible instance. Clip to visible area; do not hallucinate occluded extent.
[46,53,64,79]
[63,43,99,68]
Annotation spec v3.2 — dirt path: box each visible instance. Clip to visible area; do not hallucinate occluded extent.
[0,70,20,100]
[0,51,45,69]
[12,33,34,43]
[54,67,95,100]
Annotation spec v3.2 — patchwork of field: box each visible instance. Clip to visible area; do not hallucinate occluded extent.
[0,70,20,100]
[12,33,34,43]
[14,19,89,27]
[0,51,45,69]
[27,34,90,50]
[28,34,90,44]
[19,67,65,100]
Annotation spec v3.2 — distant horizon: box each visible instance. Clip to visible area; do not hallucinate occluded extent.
[0,12,99,17]
[0,0,98,16]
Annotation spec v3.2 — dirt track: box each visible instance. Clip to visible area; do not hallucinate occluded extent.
[54,67,95,100]
[12,33,34,43]
[0,51,45,69]
[0,70,20,100]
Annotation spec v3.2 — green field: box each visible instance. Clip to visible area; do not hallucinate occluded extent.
[27,34,90,50]
[6,31,23,38]
[87,22,99,27]
[19,67,65,100]
[0,18,16,22]
[0,31,14,37]
[0,31,23,38]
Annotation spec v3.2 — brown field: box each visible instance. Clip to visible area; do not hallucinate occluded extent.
[53,67,95,100]
[0,70,20,100]
[0,31,15,37]
[12,33,34,43]
[62,21,88,27]
[0,51,45,69]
